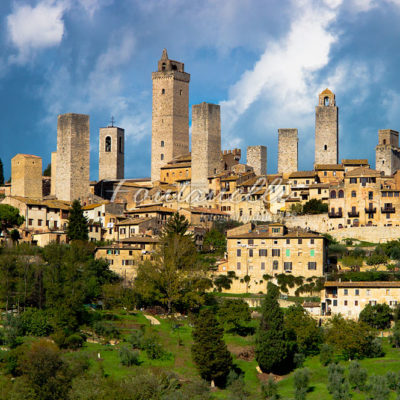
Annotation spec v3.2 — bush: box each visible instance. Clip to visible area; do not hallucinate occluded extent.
[390,323,400,347]
[385,371,399,391]
[64,333,85,350]
[366,375,390,400]
[262,376,279,400]
[142,336,167,360]
[327,363,350,400]
[293,368,310,400]
[119,346,140,366]
[93,321,120,339]
[348,361,367,391]
[366,254,388,266]
[20,309,52,337]
[294,353,305,368]
[302,199,328,214]
[366,338,385,358]
[127,328,145,349]
[319,344,334,366]
[359,304,393,330]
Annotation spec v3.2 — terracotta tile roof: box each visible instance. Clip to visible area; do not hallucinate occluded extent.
[116,217,154,226]
[341,159,369,165]
[127,206,177,213]
[345,167,382,178]
[228,229,322,239]
[8,196,71,210]
[314,164,344,171]
[161,162,191,169]
[82,202,108,210]
[325,281,400,288]
[119,236,160,244]
[184,207,229,216]
[289,171,317,178]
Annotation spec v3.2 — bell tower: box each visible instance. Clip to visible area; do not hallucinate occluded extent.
[151,49,190,182]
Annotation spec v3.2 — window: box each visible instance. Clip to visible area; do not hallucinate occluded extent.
[338,190,344,198]
[330,190,336,199]
[344,289,348,295]
[237,262,241,270]
[355,289,359,296]
[273,240,278,245]
[333,300,337,306]
[350,178,357,184]
[351,191,356,197]
[386,289,391,295]
[261,262,265,270]
[249,249,253,257]
[161,140,164,147]
[284,262,292,271]
[324,145,327,151]
[180,89,183,95]
[308,262,316,270]
[355,301,358,306]
[369,191,373,200]
[324,96,329,106]
[272,228,280,233]
[259,249,267,257]
[390,301,398,306]
[273,260,279,270]
[310,238,314,244]
[324,171,327,176]
[344,300,348,306]
[38,219,42,226]
[286,249,290,257]
[28,219,33,226]
[310,249,315,257]
[272,249,280,257]
[105,136,111,152]
[369,300,377,306]
[286,239,290,245]
[161,88,165,94]
[237,249,241,257]
[298,238,302,244]
[366,289,371,296]
[161,154,164,160]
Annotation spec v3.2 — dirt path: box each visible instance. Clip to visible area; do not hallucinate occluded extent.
[144,314,160,325]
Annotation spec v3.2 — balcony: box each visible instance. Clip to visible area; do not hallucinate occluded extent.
[348,211,359,218]
[381,206,396,214]
[364,207,377,214]
[328,211,343,218]
[325,293,338,299]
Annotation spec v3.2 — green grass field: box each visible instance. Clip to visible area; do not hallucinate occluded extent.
[69,310,400,399]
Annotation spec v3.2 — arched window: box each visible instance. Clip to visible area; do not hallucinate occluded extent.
[273,260,279,270]
[162,63,166,71]
[338,190,344,198]
[324,96,329,106]
[330,190,336,199]
[383,139,386,145]
[324,145,327,151]
[351,190,356,198]
[161,89,165,94]
[161,140,164,147]
[105,136,111,152]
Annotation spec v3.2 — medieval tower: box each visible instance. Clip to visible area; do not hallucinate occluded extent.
[151,49,190,182]
[191,102,221,193]
[375,129,400,176]
[11,154,42,199]
[315,88,338,165]
[50,151,57,196]
[278,129,298,174]
[247,146,267,176]
[99,125,125,181]
[55,113,90,202]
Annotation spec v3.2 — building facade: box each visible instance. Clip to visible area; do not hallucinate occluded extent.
[99,126,125,181]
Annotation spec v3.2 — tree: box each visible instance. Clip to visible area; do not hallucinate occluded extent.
[359,303,393,330]
[302,199,328,214]
[327,363,350,400]
[284,304,323,355]
[390,322,400,348]
[203,229,227,255]
[43,163,51,177]
[366,254,388,266]
[348,361,368,391]
[191,308,232,387]
[66,200,88,241]
[366,375,390,400]
[163,212,190,236]
[0,204,25,234]
[0,158,4,185]
[293,368,310,400]
[262,376,279,400]
[255,282,296,374]
[340,255,363,271]
[217,298,251,335]
[319,343,334,366]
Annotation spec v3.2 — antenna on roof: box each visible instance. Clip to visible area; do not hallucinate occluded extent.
[110,116,116,127]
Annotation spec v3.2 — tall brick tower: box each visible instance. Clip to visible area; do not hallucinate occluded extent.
[278,129,298,174]
[247,145,267,176]
[99,125,124,181]
[55,113,90,202]
[11,154,42,199]
[191,102,221,193]
[151,49,190,182]
[375,129,400,175]
[315,88,338,165]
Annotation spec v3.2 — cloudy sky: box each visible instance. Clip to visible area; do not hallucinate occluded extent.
[1,0,400,180]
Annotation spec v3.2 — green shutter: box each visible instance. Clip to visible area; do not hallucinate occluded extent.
[286,249,290,257]
[310,249,315,257]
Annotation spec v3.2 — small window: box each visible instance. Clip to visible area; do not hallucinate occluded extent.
[344,289,348,295]
[119,136,123,153]
[261,262,265,270]
[161,154,164,160]
[237,262,241,270]
[161,141,164,147]
[310,249,315,257]
[249,249,253,257]
[324,96,329,106]
[161,88,165,94]
[351,191,356,198]
[308,262,316,270]
[248,239,254,245]
[310,238,315,244]
[338,190,344,198]
[105,136,111,152]
[259,249,267,257]
[272,249,280,257]
[298,239,302,244]
[284,262,292,271]
[180,89,183,95]
[273,260,279,270]
[286,239,290,245]
[333,300,337,306]
[324,145,327,151]
[355,289,359,296]
[237,249,241,257]
[344,300,348,306]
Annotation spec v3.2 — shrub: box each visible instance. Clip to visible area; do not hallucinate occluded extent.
[293,368,310,400]
[385,371,399,391]
[389,323,400,348]
[64,333,85,350]
[348,361,367,391]
[327,363,350,400]
[119,346,140,366]
[142,336,167,360]
[366,338,385,358]
[262,376,279,400]
[127,328,145,349]
[359,304,393,330]
[366,375,390,400]
[319,344,334,366]
[20,309,52,337]
[93,321,120,339]
[294,353,305,368]
[366,254,388,266]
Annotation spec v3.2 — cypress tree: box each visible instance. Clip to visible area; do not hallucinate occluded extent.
[255,282,296,374]
[0,158,4,185]
[191,308,232,387]
[66,200,89,241]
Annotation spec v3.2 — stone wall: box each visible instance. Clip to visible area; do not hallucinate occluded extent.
[191,102,221,194]
[278,129,298,173]
[284,213,330,233]
[99,126,124,181]
[11,154,42,199]
[247,145,267,176]
[55,113,90,202]
[329,226,400,243]
[50,151,57,196]
[151,51,190,181]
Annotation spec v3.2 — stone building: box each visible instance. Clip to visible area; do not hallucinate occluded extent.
[247,145,267,176]
[315,88,338,165]
[151,49,190,182]
[11,154,42,199]
[99,126,125,181]
[278,129,298,174]
[375,129,400,176]
[191,102,221,193]
[55,113,90,202]
[50,151,57,196]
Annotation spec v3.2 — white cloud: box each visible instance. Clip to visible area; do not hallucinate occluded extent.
[75,0,112,18]
[7,0,67,63]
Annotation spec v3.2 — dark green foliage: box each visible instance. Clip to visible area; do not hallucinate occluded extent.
[10,228,20,242]
[262,376,279,400]
[385,371,399,391]
[293,368,310,400]
[327,363,350,400]
[328,243,347,256]
[367,338,385,358]
[0,204,25,232]
[20,308,52,336]
[93,321,120,339]
[119,346,140,366]
[284,304,323,355]
[191,308,232,386]
[0,158,4,185]
[67,200,89,241]
[255,282,296,374]
[302,199,328,214]
[163,212,190,236]
[366,375,390,400]
[366,253,388,266]
[213,272,236,292]
[351,246,366,258]
[217,298,252,335]
[127,328,145,349]
[359,304,393,330]
[319,343,334,366]
[294,352,305,368]
[43,163,51,177]
[203,229,227,255]
[390,323,400,347]
[64,333,85,350]
[275,273,304,294]
[348,361,368,391]
[142,335,168,360]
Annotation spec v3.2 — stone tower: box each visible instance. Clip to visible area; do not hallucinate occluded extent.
[191,102,221,193]
[11,154,42,199]
[315,88,338,165]
[247,146,267,176]
[55,113,90,202]
[99,126,124,181]
[278,129,298,174]
[375,129,400,175]
[50,151,57,196]
[151,49,190,182]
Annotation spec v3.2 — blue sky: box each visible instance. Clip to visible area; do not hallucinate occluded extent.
[1,0,400,180]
